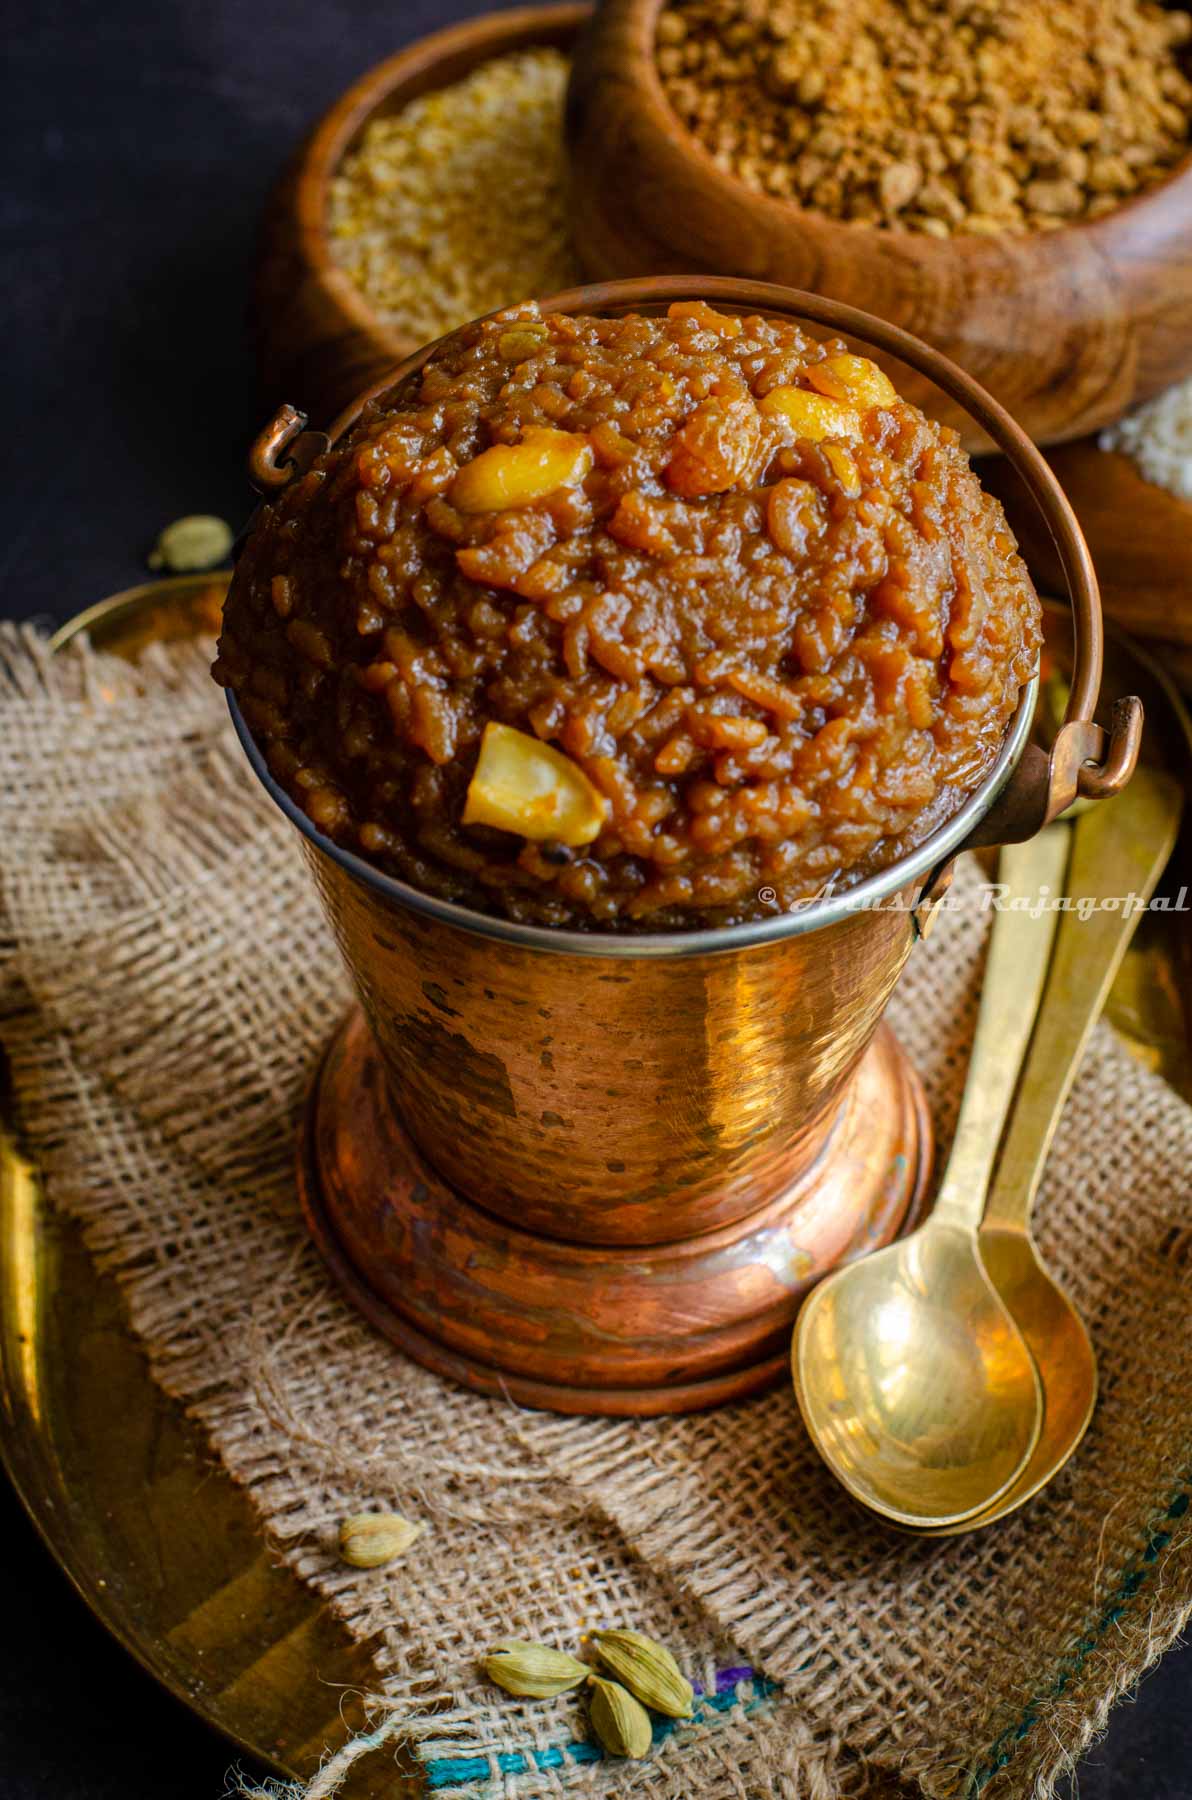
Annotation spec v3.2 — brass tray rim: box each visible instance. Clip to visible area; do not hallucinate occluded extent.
[0,1139,295,1781]
[5,569,315,1783]
[46,572,228,650]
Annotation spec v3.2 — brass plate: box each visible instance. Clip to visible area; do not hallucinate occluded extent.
[1,581,1189,1795]
[47,572,232,657]
[5,574,410,1798]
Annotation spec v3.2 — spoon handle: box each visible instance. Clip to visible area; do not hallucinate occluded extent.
[930,825,1070,1232]
[982,765,1183,1233]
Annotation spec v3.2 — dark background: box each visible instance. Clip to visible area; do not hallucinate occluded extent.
[0,1,1189,1794]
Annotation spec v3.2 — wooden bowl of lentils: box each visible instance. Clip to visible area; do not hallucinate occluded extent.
[565,0,1192,448]
[254,3,590,425]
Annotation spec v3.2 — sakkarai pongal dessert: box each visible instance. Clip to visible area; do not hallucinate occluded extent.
[215,300,1041,927]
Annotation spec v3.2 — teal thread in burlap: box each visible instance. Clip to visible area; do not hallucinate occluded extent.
[229,1669,780,1799]
[422,1673,781,1791]
[967,1482,1191,1795]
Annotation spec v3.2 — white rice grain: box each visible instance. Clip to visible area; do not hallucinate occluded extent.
[1100,376,1192,502]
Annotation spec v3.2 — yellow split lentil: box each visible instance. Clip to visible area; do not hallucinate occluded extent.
[328,48,583,344]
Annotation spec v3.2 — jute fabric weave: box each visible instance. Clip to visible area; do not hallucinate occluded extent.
[0,625,1189,1800]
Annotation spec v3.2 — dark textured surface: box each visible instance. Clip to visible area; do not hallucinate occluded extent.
[0,1,1189,1794]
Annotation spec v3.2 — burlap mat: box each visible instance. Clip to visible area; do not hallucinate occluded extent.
[1,623,1190,1800]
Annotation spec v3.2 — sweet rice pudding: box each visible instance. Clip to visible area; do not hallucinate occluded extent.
[215,300,1041,928]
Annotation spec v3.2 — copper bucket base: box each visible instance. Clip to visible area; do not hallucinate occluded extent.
[298,1010,933,1416]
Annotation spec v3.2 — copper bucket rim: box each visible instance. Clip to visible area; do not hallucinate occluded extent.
[231,272,1112,959]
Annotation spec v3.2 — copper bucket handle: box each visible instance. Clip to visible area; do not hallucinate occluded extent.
[247,276,1142,849]
[248,404,328,492]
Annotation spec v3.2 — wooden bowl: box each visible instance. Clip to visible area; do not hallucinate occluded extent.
[564,0,1192,449]
[983,439,1192,648]
[253,3,590,426]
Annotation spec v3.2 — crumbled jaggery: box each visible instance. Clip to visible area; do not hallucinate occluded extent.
[656,0,1192,234]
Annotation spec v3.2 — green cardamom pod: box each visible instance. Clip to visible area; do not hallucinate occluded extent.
[147,514,233,573]
[483,1641,590,1699]
[588,1675,653,1759]
[337,1512,424,1568]
[591,1628,694,1718]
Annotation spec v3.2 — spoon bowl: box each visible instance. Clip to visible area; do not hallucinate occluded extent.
[959,1231,1095,1518]
[793,828,1071,1528]
[909,764,1183,1536]
[793,1223,1042,1527]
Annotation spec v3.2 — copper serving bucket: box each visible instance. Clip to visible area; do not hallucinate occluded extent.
[231,277,1140,1414]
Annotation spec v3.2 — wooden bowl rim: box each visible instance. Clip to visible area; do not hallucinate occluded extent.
[598,0,1192,258]
[294,2,591,369]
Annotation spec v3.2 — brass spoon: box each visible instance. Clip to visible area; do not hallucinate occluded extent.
[914,765,1183,1536]
[792,828,1069,1529]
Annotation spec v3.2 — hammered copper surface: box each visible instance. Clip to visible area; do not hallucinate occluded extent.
[304,839,921,1245]
[299,1009,930,1411]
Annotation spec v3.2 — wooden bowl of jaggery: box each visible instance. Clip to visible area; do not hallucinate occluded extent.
[565,0,1192,448]
[253,3,590,426]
